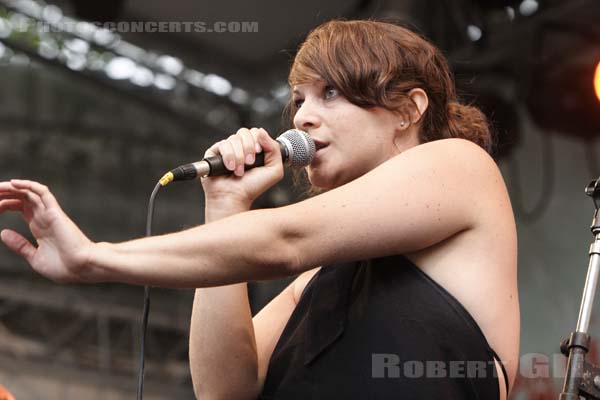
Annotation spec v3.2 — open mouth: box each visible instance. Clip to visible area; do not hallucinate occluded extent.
[314,141,328,151]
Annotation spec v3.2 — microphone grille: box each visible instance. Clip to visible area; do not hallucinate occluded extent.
[278,129,315,167]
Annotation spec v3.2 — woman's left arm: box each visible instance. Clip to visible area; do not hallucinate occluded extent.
[1,138,507,287]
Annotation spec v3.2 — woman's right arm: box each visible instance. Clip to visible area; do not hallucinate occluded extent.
[190,204,318,400]
[188,127,296,399]
[189,196,320,399]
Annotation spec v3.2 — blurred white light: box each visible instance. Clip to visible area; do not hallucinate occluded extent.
[65,38,89,54]
[60,47,73,60]
[203,74,232,96]
[131,66,154,87]
[0,18,13,38]
[144,51,159,65]
[229,88,249,105]
[42,5,63,24]
[154,73,176,90]
[271,84,290,100]
[10,54,30,66]
[157,55,183,75]
[467,25,482,42]
[38,38,60,59]
[66,54,86,70]
[519,0,538,16]
[251,97,270,114]
[206,108,228,126]
[19,0,42,18]
[94,28,117,46]
[9,13,29,33]
[105,57,137,79]
[0,47,14,61]
[506,6,515,20]
[114,41,145,60]
[75,21,97,41]
[0,42,5,58]
[184,69,205,87]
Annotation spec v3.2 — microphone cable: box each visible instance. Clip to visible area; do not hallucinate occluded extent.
[137,181,162,400]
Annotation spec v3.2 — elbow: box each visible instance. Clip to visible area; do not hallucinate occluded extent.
[277,234,304,277]
[261,224,303,278]
[255,206,306,278]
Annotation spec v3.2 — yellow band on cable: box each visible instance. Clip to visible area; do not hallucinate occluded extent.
[159,172,174,186]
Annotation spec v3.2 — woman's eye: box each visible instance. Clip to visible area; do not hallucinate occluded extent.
[294,98,304,108]
[324,85,339,99]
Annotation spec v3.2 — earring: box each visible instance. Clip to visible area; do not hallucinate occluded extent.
[400,121,405,127]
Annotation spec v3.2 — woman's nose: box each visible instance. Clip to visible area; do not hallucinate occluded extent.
[293,100,321,131]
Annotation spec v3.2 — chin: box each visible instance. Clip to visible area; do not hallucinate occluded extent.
[306,170,339,191]
[306,171,327,190]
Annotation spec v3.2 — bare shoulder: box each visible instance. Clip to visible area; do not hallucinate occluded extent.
[401,138,501,181]
[402,138,512,221]
[377,137,508,213]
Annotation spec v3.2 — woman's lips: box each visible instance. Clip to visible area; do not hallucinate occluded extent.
[314,140,328,151]
[313,145,328,160]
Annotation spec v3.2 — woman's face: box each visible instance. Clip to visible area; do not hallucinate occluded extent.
[292,80,408,190]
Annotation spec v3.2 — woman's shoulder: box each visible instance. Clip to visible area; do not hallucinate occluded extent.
[402,138,497,169]
[391,137,508,205]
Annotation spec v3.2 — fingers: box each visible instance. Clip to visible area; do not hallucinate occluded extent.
[0,182,45,212]
[203,139,225,159]
[10,180,59,209]
[256,128,281,168]
[239,129,257,165]
[216,140,236,171]
[227,131,247,176]
[0,199,23,213]
[0,229,36,265]
[250,128,263,153]
[206,128,267,177]
[256,128,275,152]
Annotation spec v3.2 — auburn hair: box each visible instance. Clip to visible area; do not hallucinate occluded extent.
[286,19,494,195]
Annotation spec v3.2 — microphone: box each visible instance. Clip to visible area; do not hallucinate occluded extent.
[158,129,315,186]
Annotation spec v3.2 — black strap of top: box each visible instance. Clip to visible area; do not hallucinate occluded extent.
[489,347,510,395]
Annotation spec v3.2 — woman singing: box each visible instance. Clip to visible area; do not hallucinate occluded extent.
[0,20,519,400]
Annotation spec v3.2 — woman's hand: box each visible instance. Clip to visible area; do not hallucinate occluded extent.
[200,128,284,210]
[0,179,93,283]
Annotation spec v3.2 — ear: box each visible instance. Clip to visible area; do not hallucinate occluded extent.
[407,88,429,124]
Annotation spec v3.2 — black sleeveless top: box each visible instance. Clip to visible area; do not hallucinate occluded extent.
[259,255,509,400]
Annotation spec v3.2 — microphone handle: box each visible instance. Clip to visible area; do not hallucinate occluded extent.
[203,140,291,177]
[204,151,266,177]
[166,141,290,183]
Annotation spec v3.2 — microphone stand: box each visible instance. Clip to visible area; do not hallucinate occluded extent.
[559,177,600,399]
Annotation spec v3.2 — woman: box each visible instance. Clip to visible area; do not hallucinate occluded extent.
[0,20,518,400]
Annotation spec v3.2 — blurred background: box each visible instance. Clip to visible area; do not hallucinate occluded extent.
[0,0,598,398]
